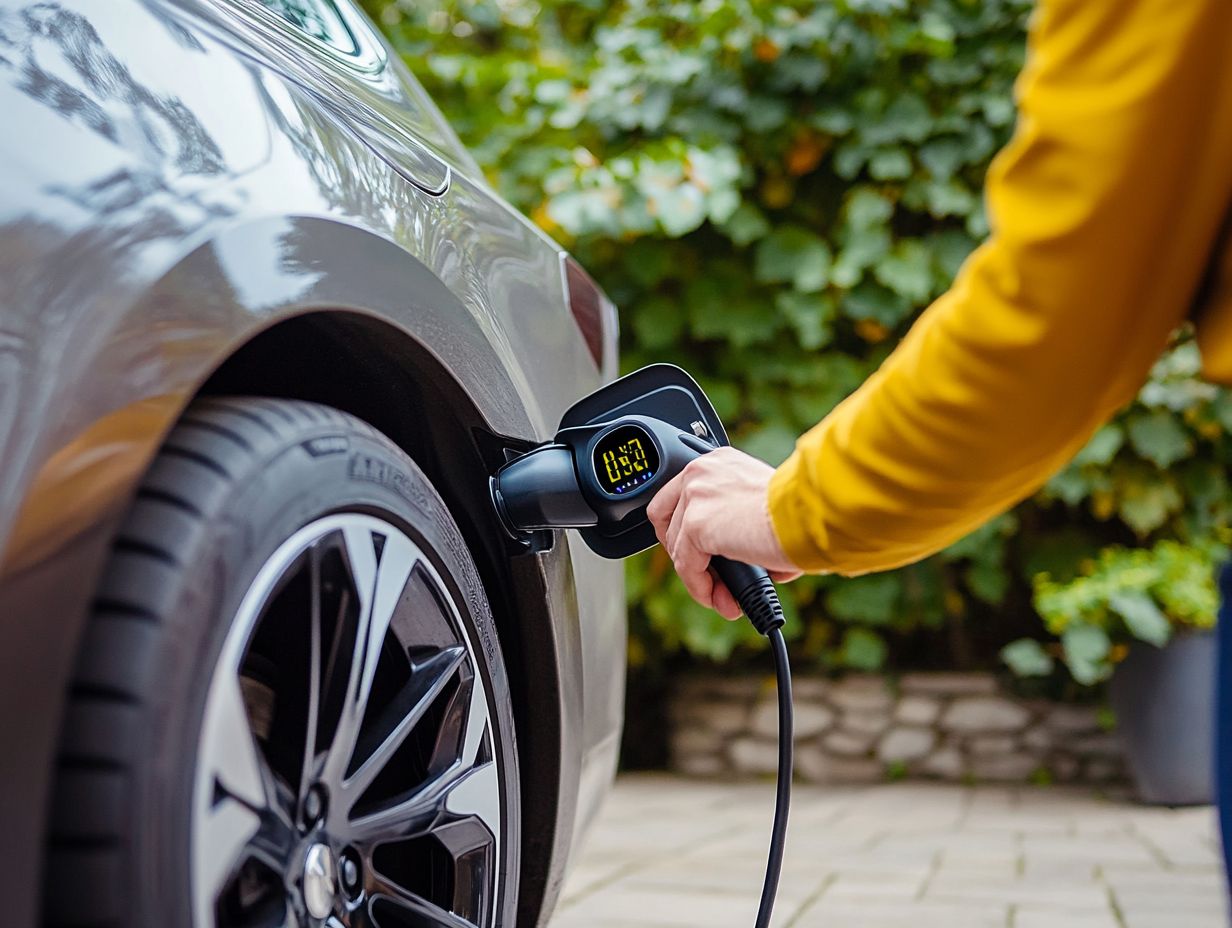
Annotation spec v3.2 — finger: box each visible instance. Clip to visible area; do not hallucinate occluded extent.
[647,471,685,546]
[768,568,803,583]
[664,483,689,558]
[671,534,715,609]
[709,576,742,620]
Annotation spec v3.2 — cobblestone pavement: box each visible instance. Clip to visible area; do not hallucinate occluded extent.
[549,774,1228,928]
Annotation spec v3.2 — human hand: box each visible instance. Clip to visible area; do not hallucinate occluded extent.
[646,446,802,620]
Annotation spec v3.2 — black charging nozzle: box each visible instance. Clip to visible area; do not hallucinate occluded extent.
[490,364,791,928]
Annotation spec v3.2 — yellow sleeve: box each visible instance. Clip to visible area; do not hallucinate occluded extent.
[768,0,1232,575]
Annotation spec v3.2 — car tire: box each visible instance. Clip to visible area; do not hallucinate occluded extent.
[42,397,520,928]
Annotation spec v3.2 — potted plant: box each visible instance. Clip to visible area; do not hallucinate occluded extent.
[1001,539,1220,805]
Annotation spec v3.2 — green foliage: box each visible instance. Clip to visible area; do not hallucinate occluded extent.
[1004,540,1222,684]
[1000,638,1053,677]
[367,0,1231,677]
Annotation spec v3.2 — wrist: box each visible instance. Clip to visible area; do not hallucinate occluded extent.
[766,453,821,572]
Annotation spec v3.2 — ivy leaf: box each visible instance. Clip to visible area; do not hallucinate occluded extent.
[1073,425,1124,467]
[1061,623,1112,685]
[874,241,934,304]
[689,297,779,346]
[1109,592,1172,648]
[1117,478,1182,536]
[869,148,912,180]
[754,226,832,292]
[845,281,911,326]
[720,202,771,246]
[773,53,828,92]
[775,292,835,350]
[912,178,977,217]
[831,225,892,288]
[944,514,1014,562]
[827,574,901,624]
[1001,638,1054,677]
[1212,391,1232,433]
[1127,410,1193,468]
[686,276,779,346]
[839,627,888,671]
[811,107,853,135]
[919,138,966,180]
[654,183,708,237]
[845,187,894,229]
[745,95,791,132]
[863,93,931,145]
[620,240,674,287]
[966,561,1009,605]
[833,142,870,180]
[1044,467,1092,507]
[630,295,684,349]
[929,229,976,279]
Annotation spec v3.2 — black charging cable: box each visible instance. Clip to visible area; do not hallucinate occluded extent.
[711,557,792,928]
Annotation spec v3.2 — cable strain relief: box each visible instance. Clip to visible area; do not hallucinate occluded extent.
[737,577,786,636]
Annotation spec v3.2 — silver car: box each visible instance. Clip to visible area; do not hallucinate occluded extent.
[0,1,625,926]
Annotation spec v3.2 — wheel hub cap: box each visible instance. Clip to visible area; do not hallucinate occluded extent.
[302,843,335,919]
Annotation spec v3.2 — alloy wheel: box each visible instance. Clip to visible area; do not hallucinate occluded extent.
[192,513,502,928]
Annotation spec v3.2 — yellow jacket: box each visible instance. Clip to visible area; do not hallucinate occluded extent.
[768,0,1232,575]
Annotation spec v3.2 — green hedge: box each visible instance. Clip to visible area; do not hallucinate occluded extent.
[366,0,1230,680]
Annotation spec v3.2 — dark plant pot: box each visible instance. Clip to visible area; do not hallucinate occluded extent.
[1109,631,1215,806]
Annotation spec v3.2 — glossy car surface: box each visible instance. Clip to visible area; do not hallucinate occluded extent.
[0,1,624,925]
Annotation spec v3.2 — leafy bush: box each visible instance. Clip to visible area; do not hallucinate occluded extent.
[1003,540,1221,684]
[366,0,1230,677]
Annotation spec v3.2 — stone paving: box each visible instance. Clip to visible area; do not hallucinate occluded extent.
[549,775,1228,928]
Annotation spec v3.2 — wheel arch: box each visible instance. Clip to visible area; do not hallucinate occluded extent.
[197,309,571,928]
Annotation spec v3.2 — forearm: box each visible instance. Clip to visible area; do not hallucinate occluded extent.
[769,0,1232,574]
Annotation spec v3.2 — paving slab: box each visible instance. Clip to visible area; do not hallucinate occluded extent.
[551,774,1230,928]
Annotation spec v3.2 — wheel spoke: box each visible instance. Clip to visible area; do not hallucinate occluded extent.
[458,673,491,772]
[205,671,267,811]
[321,526,418,783]
[298,541,324,799]
[432,673,500,844]
[443,761,500,841]
[197,799,262,912]
[345,763,461,845]
[342,645,467,801]
[370,876,479,928]
[245,811,297,875]
[196,671,294,917]
[345,750,499,850]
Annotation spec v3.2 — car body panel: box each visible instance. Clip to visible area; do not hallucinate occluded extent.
[0,1,624,925]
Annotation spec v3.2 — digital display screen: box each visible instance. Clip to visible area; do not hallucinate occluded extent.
[592,425,659,495]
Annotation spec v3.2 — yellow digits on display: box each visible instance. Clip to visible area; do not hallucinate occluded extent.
[602,438,649,485]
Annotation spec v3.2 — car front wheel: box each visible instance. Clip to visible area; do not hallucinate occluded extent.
[43,398,520,928]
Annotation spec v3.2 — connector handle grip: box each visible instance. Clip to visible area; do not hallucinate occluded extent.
[711,556,784,636]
